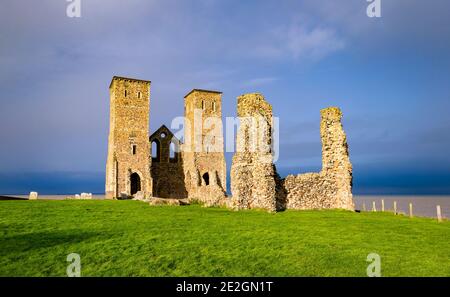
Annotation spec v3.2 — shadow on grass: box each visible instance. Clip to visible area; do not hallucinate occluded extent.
[0,230,108,254]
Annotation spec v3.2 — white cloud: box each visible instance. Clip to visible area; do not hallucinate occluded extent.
[286,24,345,60]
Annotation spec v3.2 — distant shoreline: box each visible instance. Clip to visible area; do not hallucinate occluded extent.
[2,194,448,219]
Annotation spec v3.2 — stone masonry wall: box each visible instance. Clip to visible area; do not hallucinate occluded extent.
[104,76,353,211]
[150,125,187,199]
[182,89,227,206]
[105,76,152,199]
[284,107,354,210]
[230,93,278,211]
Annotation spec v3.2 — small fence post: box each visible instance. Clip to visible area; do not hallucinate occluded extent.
[393,201,397,215]
[381,199,385,212]
[409,203,413,218]
[372,201,377,212]
[437,205,442,222]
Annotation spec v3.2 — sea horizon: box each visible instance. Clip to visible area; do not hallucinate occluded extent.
[3,194,448,219]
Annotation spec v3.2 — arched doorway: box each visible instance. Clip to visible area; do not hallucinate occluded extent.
[130,172,141,195]
[202,172,210,186]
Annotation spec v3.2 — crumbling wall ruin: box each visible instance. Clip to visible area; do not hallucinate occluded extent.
[185,169,227,207]
[283,107,354,210]
[104,75,354,211]
[230,93,280,212]
[229,95,353,212]
[150,125,187,199]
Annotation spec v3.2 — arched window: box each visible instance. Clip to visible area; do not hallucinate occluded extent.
[137,91,142,99]
[201,100,205,110]
[169,142,176,160]
[152,140,160,162]
[202,172,209,186]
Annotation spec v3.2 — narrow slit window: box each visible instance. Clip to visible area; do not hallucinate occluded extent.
[132,145,137,155]
[202,100,205,110]
[124,90,127,97]
[212,101,216,111]
[152,140,160,162]
[169,142,176,159]
[138,91,142,99]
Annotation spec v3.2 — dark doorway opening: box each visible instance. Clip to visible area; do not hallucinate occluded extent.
[202,172,210,186]
[130,172,141,195]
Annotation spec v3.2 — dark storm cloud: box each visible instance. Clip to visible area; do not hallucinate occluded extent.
[1,0,450,193]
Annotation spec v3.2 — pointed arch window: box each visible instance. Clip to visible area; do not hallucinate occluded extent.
[152,139,160,162]
[169,141,178,163]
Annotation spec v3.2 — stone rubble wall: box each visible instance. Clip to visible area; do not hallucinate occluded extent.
[104,76,354,212]
[284,172,336,209]
[229,96,353,212]
[283,107,354,210]
[230,93,278,212]
[150,125,188,199]
[188,185,227,207]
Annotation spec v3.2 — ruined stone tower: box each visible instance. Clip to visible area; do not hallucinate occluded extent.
[283,107,354,210]
[230,93,281,211]
[105,76,152,199]
[103,75,353,210]
[182,89,227,203]
[319,107,353,209]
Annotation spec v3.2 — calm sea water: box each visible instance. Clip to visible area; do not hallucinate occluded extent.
[6,194,450,219]
[354,195,450,218]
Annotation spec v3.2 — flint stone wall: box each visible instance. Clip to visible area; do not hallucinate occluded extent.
[150,125,187,199]
[230,93,278,211]
[284,107,354,210]
[185,169,227,207]
[182,89,228,206]
[105,76,153,199]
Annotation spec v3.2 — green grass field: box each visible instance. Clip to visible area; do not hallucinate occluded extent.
[0,200,449,276]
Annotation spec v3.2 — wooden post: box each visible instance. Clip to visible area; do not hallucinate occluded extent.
[381,199,385,212]
[393,201,397,215]
[363,202,366,211]
[409,203,413,218]
[372,201,377,212]
[437,205,442,222]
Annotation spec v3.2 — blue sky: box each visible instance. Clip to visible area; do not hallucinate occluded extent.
[1,0,450,194]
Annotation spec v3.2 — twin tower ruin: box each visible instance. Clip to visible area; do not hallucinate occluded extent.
[105,76,354,211]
